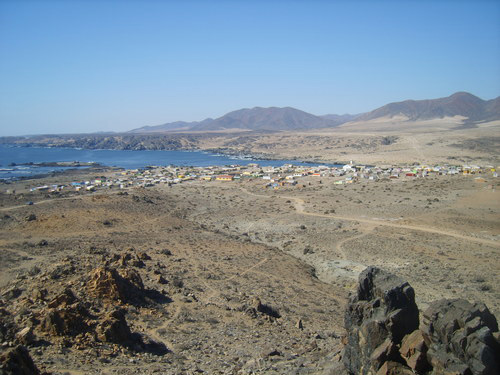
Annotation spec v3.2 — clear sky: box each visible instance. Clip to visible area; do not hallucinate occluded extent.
[0,0,499,136]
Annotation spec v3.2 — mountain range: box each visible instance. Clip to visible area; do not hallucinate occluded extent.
[358,92,500,122]
[129,92,500,133]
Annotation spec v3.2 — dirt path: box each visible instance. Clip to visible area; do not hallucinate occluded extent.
[334,224,375,258]
[407,136,426,161]
[0,196,80,211]
[0,189,132,212]
[240,188,499,248]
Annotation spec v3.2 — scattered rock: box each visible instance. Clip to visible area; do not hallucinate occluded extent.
[296,318,304,330]
[251,297,281,319]
[156,275,168,284]
[399,330,429,374]
[303,246,314,255]
[31,288,47,302]
[46,288,77,308]
[15,327,35,346]
[24,214,37,222]
[40,303,90,337]
[2,287,22,301]
[375,360,414,375]
[138,252,151,261]
[27,267,41,277]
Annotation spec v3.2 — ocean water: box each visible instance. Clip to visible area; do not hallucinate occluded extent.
[0,145,338,180]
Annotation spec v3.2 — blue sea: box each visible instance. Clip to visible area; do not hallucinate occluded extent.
[0,145,338,180]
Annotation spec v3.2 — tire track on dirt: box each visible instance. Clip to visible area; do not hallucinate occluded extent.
[240,187,499,248]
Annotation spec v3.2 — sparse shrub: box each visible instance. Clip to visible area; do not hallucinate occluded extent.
[172,277,183,288]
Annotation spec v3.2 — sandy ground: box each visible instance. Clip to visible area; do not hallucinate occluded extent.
[194,118,500,166]
[0,173,344,374]
[168,174,500,316]
[0,165,498,374]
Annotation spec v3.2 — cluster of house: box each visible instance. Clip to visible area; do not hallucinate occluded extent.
[26,163,498,194]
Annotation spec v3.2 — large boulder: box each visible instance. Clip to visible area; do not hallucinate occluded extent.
[343,266,419,375]
[422,299,500,375]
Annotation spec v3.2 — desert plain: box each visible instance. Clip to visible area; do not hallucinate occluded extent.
[0,118,499,374]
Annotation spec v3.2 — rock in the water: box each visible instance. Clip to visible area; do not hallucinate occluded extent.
[0,345,40,375]
[343,266,419,375]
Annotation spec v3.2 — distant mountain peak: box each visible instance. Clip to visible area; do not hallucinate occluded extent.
[128,92,499,133]
[358,92,499,122]
[190,106,337,131]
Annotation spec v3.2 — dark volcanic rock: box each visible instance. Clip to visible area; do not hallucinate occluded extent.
[343,266,419,375]
[342,267,500,375]
[422,299,500,375]
[0,345,40,375]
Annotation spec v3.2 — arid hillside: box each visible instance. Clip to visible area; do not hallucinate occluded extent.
[0,166,498,374]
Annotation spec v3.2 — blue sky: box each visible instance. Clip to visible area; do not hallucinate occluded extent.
[0,0,499,136]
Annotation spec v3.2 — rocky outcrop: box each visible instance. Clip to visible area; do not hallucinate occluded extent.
[342,267,500,375]
[95,309,134,345]
[343,266,419,374]
[0,345,40,375]
[423,299,500,375]
[40,305,89,337]
[39,288,90,337]
[30,274,168,356]
[86,266,145,305]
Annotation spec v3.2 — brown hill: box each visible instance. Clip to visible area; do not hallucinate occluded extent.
[358,92,500,122]
[191,106,336,131]
[127,92,500,133]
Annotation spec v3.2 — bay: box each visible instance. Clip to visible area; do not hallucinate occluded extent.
[0,145,339,180]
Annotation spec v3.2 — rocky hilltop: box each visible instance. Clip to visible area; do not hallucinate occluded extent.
[2,262,498,374]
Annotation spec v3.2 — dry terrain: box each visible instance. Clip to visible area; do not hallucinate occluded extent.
[194,118,500,166]
[0,164,498,374]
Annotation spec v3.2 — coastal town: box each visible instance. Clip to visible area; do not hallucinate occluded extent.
[7,162,497,196]
[1,157,499,375]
